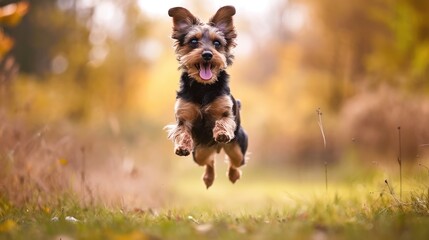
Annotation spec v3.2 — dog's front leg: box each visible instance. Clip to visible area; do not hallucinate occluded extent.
[206,95,236,143]
[172,123,193,156]
[213,116,236,143]
[166,99,200,156]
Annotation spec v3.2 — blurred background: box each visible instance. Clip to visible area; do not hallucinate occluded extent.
[1,0,429,209]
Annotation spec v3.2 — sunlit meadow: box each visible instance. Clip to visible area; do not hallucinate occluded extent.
[1,0,429,239]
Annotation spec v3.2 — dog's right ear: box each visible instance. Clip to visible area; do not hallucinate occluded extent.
[168,7,199,39]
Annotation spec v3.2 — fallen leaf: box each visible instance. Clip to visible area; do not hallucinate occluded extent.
[0,2,29,26]
[58,158,68,166]
[194,223,213,233]
[0,31,14,59]
[187,215,199,224]
[112,230,149,240]
[0,219,17,232]
[65,216,79,223]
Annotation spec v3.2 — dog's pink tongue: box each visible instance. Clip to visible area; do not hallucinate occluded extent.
[199,63,212,80]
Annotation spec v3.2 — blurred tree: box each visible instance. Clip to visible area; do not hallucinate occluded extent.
[299,0,429,108]
[0,1,28,60]
[1,1,28,105]
[368,0,429,92]
[8,0,89,75]
[298,0,383,110]
[5,0,150,124]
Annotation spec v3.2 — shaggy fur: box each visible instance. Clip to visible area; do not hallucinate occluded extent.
[166,6,248,188]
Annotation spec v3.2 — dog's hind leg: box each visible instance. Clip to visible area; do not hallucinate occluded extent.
[193,146,217,189]
[224,127,248,183]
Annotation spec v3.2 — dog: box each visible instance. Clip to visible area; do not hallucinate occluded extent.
[165,6,248,189]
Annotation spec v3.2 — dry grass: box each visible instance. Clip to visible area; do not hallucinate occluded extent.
[0,109,169,209]
[341,86,429,163]
[0,112,70,205]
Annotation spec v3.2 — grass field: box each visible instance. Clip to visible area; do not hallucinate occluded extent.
[1,164,429,240]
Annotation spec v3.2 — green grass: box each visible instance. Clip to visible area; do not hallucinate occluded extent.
[1,167,429,240]
[1,193,429,240]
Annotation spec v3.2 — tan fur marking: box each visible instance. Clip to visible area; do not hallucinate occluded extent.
[194,145,216,188]
[224,141,243,183]
[203,161,215,188]
[208,29,227,46]
[184,27,203,43]
[204,95,233,118]
[193,146,216,166]
[224,142,244,168]
[175,98,201,123]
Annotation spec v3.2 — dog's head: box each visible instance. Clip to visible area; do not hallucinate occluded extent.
[168,6,237,84]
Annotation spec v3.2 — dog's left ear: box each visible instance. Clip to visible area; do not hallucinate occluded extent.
[168,7,200,40]
[210,6,236,41]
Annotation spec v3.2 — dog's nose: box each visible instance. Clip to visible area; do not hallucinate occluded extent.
[202,51,213,61]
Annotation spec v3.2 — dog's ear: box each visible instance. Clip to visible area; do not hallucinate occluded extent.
[168,7,199,39]
[209,6,236,40]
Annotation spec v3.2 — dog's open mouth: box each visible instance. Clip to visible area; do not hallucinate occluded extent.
[197,62,213,80]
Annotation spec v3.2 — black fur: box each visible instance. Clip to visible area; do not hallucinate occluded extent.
[177,71,247,159]
[177,70,231,104]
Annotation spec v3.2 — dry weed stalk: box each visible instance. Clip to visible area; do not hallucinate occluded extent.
[418,163,429,174]
[316,108,328,193]
[385,179,402,205]
[397,126,402,201]
[81,147,86,205]
[418,143,429,174]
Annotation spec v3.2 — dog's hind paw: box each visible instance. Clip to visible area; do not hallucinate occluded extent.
[203,174,214,189]
[228,167,241,184]
[203,165,215,189]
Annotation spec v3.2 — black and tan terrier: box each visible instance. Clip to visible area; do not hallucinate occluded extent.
[165,6,248,189]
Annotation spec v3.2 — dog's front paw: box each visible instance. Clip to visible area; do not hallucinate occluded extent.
[213,120,235,143]
[174,134,193,156]
[215,132,231,143]
[175,146,191,156]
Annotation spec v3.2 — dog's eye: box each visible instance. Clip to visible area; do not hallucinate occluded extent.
[213,40,221,48]
[189,38,198,47]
